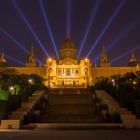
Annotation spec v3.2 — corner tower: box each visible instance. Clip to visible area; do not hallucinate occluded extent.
[0,52,7,67]
[129,53,138,67]
[26,44,37,67]
[99,44,110,67]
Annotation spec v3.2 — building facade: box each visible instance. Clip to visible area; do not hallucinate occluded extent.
[0,36,139,88]
[45,36,93,87]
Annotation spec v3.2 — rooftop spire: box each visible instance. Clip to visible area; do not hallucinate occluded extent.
[131,53,137,61]
[30,43,35,57]
[101,44,107,57]
[26,43,37,67]
[100,44,110,67]
[129,52,138,66]
[0,51,7,67]
[66,32,71,39]
[1,51,6,63]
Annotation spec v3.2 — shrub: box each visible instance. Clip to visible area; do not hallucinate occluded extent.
[111,112,121,123]
[93,98,100,103]
[134,100,140,119]
[99,104,108,110]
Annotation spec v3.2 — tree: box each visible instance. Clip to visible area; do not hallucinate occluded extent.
[0,79,5,91]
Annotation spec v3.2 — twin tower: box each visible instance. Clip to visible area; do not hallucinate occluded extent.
[24,35,139,67]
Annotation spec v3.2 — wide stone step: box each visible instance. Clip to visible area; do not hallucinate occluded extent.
[48,93,93,105]
[28,123,123,129]
[121,115,137,120]
[48,88,88,93]
[46,104,96,115]
[41,114,104,123]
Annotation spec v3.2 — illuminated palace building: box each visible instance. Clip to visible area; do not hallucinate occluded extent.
[0,36,140,88]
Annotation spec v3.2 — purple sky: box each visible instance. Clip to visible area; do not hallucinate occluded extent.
[0,0,140,66]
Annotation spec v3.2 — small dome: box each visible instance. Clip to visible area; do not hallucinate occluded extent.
[59,35,77,60]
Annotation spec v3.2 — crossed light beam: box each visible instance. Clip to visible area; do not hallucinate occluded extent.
[5,54,24,65]
[111,45,140,63]
[39,0,59,59]
[77,0,101,59]
[106,21,140,52]
[86,0,126,58]
[0,50,24,65]
[67,0,71,34]
[0,27,43,65]
[93,19,140,63]
[0,27,28,53]
[11,0,49,57]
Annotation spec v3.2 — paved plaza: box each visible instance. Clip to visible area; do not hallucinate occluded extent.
[0,129,140,140]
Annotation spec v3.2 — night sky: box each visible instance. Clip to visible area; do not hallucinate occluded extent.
[0,0,140,66]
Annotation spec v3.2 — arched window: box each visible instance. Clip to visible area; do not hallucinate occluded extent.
[75,70,79,76]
[84,68,88,76]
[66,69,71,76]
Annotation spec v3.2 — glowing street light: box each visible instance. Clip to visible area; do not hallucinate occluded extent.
[133,80,137,85]
[9,86,14,91]
[111,79,115,86]
[9,86,15,94]
[111,79,115,82]
[28,79,33,85]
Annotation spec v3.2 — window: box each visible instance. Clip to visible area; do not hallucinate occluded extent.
[84,68,88,76]
[75,70,79,76]
[66,51,71,57]
[66,69,71,76]
[49,68,53,73]
[58,69,62,76]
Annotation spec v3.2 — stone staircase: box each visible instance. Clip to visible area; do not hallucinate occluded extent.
[8,91,44,120]
[96,90,140,128]
[0,91,44,129]
[40,88,104,123]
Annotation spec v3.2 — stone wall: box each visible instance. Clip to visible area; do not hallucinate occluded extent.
[92,66,138,83]
[14,67,46,77]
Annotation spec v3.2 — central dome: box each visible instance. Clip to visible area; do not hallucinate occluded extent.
[59,35,77,60]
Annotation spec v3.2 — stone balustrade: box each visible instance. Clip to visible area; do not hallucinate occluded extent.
[96,90,140,128]
[0,90,44,129]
